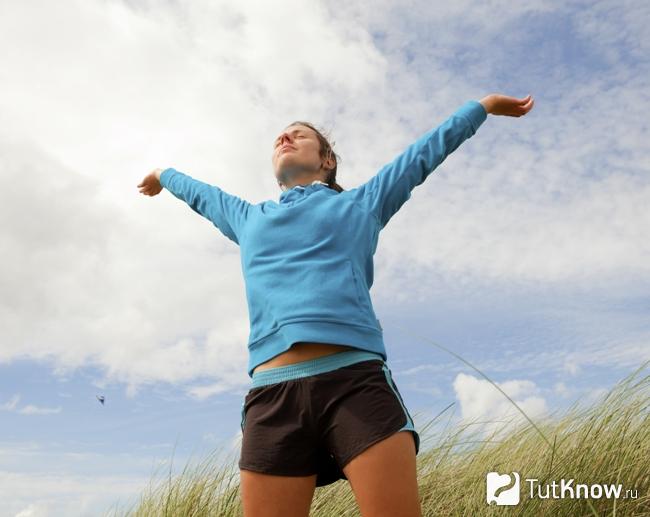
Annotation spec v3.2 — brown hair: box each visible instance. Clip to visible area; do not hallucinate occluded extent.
[286,120,344,192]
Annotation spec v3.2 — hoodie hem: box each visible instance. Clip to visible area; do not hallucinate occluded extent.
[247,320,386,378]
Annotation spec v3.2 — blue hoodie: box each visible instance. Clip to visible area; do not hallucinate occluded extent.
[159,99,487,377]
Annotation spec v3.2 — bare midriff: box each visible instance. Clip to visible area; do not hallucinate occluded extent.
[252,342,358,374]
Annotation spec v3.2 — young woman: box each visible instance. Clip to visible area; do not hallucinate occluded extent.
[137,93,534,517]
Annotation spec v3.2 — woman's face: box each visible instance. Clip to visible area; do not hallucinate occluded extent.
[272,124,323,186]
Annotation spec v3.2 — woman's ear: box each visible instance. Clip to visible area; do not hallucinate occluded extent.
[323,151,335,171]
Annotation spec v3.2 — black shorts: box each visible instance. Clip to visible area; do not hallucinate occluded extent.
[239,349,420,487]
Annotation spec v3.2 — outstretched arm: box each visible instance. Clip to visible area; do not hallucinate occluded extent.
[137,167,252,245]
[352,94,534,229]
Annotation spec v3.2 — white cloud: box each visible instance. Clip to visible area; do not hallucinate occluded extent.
[0,469,146,517]
[0,395,20,411]
[453,372,549,439]
[572,0,650,61]
[18,406,62,416]
[0,440,205,517]
[553,381,570,398]
[14,503,48,517]
[563,354,582,376]
[0,395,61,416]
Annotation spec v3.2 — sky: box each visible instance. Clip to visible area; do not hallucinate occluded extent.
[1,0,649,515]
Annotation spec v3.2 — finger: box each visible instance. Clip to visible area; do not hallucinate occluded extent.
[514,100,532,113]
[509,97,528,108]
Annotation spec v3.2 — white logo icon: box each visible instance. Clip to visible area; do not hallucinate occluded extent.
[486,471,521,505]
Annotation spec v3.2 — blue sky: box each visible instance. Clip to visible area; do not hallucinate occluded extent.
[1,0,649,515]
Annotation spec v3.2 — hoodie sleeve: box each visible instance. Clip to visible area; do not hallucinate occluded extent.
[352,100,487,229]
[159,167,251,245]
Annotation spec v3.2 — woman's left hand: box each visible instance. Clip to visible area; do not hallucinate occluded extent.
[479,94,534,117]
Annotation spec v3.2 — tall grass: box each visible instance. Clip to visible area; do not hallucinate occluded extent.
[105,360,649,516]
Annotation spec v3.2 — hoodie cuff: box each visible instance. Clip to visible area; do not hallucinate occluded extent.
[159,167,176,188]
[456,100,488,132]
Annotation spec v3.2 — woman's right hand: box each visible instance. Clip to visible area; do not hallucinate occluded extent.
[479,94,534,117]
[137,168,165,196]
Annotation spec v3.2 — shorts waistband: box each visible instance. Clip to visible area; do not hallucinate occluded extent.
[250,350,385,388]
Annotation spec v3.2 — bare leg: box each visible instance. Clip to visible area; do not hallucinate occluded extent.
[240,469,317,517]
[343,431,422,517]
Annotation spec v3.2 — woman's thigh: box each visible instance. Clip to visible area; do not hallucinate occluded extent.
[313,359,421,515]
[239,469,317,517]
[342,430,421,517]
